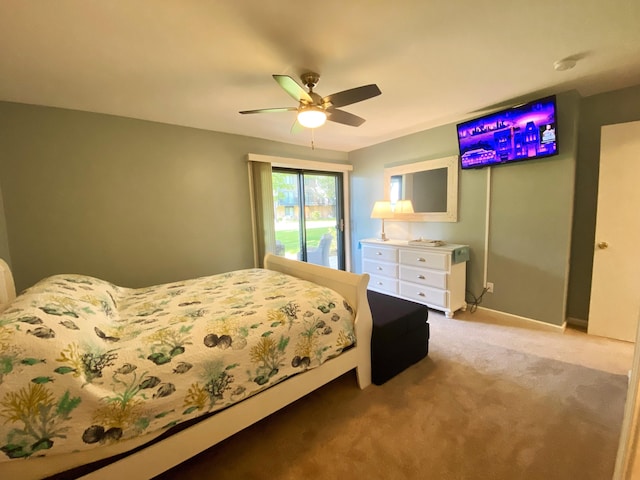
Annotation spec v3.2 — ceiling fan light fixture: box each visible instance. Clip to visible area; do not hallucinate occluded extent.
[297,107,327,128]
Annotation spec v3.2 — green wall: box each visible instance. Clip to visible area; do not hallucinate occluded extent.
[567,84,640,321]
[0,102,347,292]
[349,123,488,304]
[349,92,580,326]
[0,180,10,266]
[2,83,639,325]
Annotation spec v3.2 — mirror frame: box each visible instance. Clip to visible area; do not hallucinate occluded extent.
[384,155,458,222]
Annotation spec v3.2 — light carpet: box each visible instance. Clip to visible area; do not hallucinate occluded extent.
[154,309,634,480]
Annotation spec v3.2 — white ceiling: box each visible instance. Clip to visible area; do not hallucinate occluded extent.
[1,1,639,152]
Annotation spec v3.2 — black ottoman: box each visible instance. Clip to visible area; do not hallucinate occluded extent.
[367,290,430,385]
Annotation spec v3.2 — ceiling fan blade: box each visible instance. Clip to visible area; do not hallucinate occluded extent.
[323,84,381,109]
[239,107,298,115]
[273,75,313,103]
[290,118,305,134]
[326,108,366,127]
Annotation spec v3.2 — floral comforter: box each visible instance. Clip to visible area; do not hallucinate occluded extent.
[0,269,355,462]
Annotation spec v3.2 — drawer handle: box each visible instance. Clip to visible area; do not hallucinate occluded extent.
[377,266,383,271]
[418,292,425,297]
[377,281,383,286]
[417,257,426,262]
[376,251,382,256]
[417,275,425,279]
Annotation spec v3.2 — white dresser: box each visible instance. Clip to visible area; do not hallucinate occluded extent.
[361,238,470,318]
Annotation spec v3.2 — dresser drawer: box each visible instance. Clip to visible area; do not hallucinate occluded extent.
[399,265,447,289]
[363,260,398,279]
[363,245,398,263]
[368,275,398,295]
[399,249,449,270]
[400,281,448,307]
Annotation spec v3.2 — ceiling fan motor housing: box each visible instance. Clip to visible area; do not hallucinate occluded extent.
[306,91,323,107]
[301,72,320,91]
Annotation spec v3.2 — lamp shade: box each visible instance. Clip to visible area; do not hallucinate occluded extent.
[370,201,393,219]
[297,107,327,128]
[394,199,415,214]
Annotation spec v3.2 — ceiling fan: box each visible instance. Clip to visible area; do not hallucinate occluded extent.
[239,72,381,129]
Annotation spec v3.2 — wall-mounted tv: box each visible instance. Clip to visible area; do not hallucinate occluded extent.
[457,95,558,169]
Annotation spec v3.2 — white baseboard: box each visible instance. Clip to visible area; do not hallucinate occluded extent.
[475,306,567,332]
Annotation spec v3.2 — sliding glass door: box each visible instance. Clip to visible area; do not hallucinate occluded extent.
[272,168,345,270]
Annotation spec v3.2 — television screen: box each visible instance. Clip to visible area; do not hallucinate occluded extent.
[456,95,558,169]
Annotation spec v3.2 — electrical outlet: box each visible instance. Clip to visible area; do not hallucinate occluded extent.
[486,282,494,293]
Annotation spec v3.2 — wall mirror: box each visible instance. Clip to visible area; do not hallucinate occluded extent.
[383,155,458,222]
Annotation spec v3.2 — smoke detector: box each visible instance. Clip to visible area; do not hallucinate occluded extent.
[553,59,577,71]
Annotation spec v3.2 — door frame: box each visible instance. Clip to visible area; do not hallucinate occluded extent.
[614,309,640,479]
[247,153,354,270]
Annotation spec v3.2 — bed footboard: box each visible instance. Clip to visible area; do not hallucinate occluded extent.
[264,254,372,388]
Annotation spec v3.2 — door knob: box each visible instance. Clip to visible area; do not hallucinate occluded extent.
[597,241,609,249]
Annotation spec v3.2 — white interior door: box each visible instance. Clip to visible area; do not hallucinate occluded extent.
[588,120,640,342]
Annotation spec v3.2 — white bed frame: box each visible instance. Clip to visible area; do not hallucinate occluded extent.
[0,254,372,480]
[0,258,15,313]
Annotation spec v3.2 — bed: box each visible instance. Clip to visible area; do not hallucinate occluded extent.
[0,255,372,479]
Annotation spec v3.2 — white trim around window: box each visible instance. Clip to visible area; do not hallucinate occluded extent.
[247,153,354,271]
[247,153,353,173]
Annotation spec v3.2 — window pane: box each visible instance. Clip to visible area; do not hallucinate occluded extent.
[272,171,302,259]
[272,169,343,270]
[304,174,338,269]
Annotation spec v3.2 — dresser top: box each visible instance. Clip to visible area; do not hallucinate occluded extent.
[361,238,468,253]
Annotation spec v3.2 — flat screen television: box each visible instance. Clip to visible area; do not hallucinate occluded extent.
[456,95,558,169]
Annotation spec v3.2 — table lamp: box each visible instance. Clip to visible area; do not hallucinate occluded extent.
[370,201,393,241]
